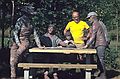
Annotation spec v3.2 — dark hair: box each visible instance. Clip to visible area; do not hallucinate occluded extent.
[65,31,74,40]
[47,24,56,35]
[72,10,80,14]
[65,31,71,36]
[48,24,55,28]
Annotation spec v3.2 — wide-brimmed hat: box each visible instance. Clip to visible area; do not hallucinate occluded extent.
[21,3,37,15]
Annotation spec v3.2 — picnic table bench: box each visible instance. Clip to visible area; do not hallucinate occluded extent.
[18,47,97,79]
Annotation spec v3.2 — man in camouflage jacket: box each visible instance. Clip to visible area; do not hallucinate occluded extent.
[10,4,41,78]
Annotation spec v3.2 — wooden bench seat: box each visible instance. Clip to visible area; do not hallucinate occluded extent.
[18,63,97,79]
[18,63,97,69]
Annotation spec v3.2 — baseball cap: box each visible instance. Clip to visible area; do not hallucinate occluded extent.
[87,12,98,18]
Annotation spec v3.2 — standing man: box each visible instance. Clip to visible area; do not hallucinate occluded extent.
[10,4,41,78]
[64,10,90,60]
[64,10,90,48]
[84,12,107,79]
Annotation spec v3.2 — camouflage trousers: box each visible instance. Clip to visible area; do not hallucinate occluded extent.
[10,39,29,78]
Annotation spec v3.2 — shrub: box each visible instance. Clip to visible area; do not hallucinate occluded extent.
[105,47,120,70]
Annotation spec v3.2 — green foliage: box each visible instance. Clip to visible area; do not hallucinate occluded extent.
[108,30,120,41]
[0,0,120,70]
[0,37,10,47]
[1,0,120,37]
[105,48,120,69]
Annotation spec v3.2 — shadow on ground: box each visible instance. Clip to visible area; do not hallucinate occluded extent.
[106,70,120,79]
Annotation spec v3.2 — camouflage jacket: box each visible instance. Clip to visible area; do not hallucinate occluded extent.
[13,15,41,47]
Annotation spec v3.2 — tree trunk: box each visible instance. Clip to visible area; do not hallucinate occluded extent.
[1,9,4,48]
[1,1,5,48]
[116,9,118,51]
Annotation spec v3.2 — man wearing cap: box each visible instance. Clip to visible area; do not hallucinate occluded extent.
[84,12,108,79]
[10,4,41,78]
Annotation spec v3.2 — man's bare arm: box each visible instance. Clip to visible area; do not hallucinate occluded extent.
[64,29,67,35]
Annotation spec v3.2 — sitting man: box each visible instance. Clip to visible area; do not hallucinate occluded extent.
[40,24,66,47]
[40,24,66,79]
[64,31,76,48]
[64,31,77,63]
[40,24,66,63]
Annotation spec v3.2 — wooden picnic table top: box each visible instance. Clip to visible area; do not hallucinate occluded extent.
[29,47,96,54]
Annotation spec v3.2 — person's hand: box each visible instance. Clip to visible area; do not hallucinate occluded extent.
[18,43,26,49]
[18,43,21,47]
[57,46,63,48]
[82,45,88,49]
[38,45,42,48]
[82,37,88,41]
[107,40,110,46]
[38,45,45,49]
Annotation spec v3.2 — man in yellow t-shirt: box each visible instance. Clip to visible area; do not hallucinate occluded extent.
[64,10,90,48]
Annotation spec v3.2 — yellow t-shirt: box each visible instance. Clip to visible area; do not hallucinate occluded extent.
[65,21,89,44]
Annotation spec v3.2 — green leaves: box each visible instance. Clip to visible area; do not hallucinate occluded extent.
[105,48,120,69]
[0,0,120,69]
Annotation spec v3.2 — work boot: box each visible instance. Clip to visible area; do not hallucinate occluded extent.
[11,67,16,78]
[53,73,59,79]
[44,71,50,79]
[95,72,106,79]
[99,72,107,79]
[94,69,100,77]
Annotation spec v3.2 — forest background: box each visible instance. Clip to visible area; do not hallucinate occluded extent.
[0,0,120,71]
